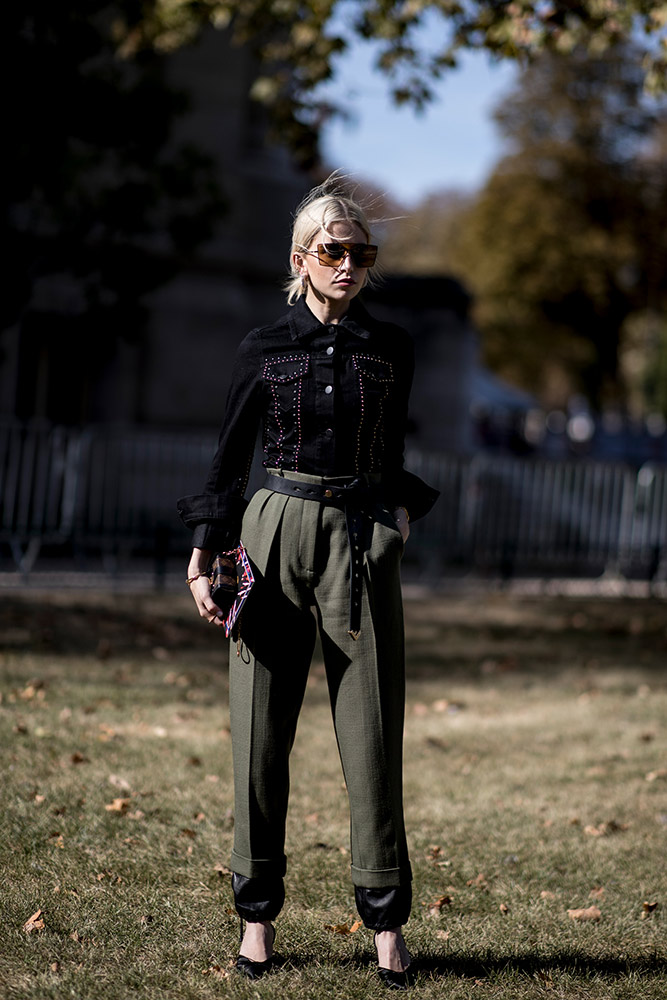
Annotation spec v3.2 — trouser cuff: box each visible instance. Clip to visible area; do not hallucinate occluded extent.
[231,873,285,923]
[355,884,413,930]
[230,850,287,880]
[350,863,412,889]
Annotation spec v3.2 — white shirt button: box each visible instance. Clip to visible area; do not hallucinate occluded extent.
[326,346,334,356]
[324,385,333,394]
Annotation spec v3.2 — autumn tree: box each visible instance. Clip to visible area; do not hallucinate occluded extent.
[438,46,667,410]
[119,1,667,164]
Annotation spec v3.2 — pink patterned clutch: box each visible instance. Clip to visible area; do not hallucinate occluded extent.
[210,543,255,639]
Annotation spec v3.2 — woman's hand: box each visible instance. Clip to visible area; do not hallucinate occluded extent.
[187,549,226,626]
[393,507,410,545]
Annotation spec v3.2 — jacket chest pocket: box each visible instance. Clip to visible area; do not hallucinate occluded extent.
[264,354,309,409]
[352,354,394,391]
[351,354,394,471]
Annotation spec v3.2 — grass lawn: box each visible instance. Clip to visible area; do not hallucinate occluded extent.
[1,587,665,999]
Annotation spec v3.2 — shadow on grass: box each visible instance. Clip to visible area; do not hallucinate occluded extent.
[267,947,667,976]
[413,950,667,979]
[2,592,666,681]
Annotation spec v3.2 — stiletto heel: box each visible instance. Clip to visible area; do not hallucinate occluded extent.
[236,917,275,979]
[374,931,411,990]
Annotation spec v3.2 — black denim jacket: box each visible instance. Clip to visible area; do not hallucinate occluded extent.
[177,297,439,551]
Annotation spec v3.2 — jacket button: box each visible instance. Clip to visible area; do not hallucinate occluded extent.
[324,489,333,498]
[326,346,334,356]
[324,385,333,394]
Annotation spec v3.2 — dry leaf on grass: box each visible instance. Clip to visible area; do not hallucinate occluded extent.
[499,902,510,914]
[583,820,629,837]
[202,964,230,979]
[20,680,45,701]
[325,920,362,935]
[642,901,659,919]
[589,887,605,899]
[23,909,45,933]
[424,895,453,917]
[105,798,130,814]
[70,752,88,765]
[567,905,602,922]
[214,863,232,877]
[109,774,131,791]
[645,769,667,782]
[467,873,489,890]
[540,891,556,900]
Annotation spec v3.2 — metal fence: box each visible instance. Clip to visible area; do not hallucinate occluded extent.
[1,419,666,580]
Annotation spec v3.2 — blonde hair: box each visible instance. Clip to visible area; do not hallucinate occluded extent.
[284,173,382,305]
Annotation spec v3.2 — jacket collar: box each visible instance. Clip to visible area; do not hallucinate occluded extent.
[288,296,372,342]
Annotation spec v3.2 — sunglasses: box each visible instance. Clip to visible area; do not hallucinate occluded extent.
[311,242,378,268]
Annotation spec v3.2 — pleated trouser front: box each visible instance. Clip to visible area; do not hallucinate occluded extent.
[228,471,411,891]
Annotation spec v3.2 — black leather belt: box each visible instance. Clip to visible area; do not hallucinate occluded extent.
[263,473,379,639]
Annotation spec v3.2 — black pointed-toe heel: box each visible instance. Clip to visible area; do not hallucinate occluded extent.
[236,918,275,980]
[374,932,411,991]
[377,966,410,990]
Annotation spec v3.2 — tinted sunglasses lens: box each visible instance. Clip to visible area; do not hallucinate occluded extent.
[353,244,377,267]
[317,243,377,267]
[318,243,346,263]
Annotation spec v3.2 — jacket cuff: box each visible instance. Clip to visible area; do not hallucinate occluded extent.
[191,523,240,552]
[177,493,248,551]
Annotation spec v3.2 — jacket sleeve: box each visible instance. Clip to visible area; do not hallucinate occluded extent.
[381,330,439,522]
[176,332,263,551]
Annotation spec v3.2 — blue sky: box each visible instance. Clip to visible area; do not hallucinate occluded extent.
[318,44,519,206]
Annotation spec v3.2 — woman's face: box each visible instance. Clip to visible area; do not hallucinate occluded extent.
[295,220,371,311]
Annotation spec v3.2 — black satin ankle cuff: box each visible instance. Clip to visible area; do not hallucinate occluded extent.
[355,884,412,930]
[232,872,285,922]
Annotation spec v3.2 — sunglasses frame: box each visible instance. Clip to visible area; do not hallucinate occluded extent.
[314,242,378,268]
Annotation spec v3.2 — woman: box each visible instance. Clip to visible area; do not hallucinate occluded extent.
[178,176,438,988]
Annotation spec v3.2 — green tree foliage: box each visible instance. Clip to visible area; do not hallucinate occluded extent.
[386,46,666,411]
[458,46,666,408]
[119,1,667,163]
[4,2,224,421]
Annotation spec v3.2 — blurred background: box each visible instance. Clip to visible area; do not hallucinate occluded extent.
[2,1,666,590]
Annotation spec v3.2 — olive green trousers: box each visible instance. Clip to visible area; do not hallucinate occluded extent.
[229,471,412,890]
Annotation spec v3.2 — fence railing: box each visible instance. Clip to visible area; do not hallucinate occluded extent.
[1,419,666,580]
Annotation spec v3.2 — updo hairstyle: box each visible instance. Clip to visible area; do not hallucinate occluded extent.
[284,174,381,305]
